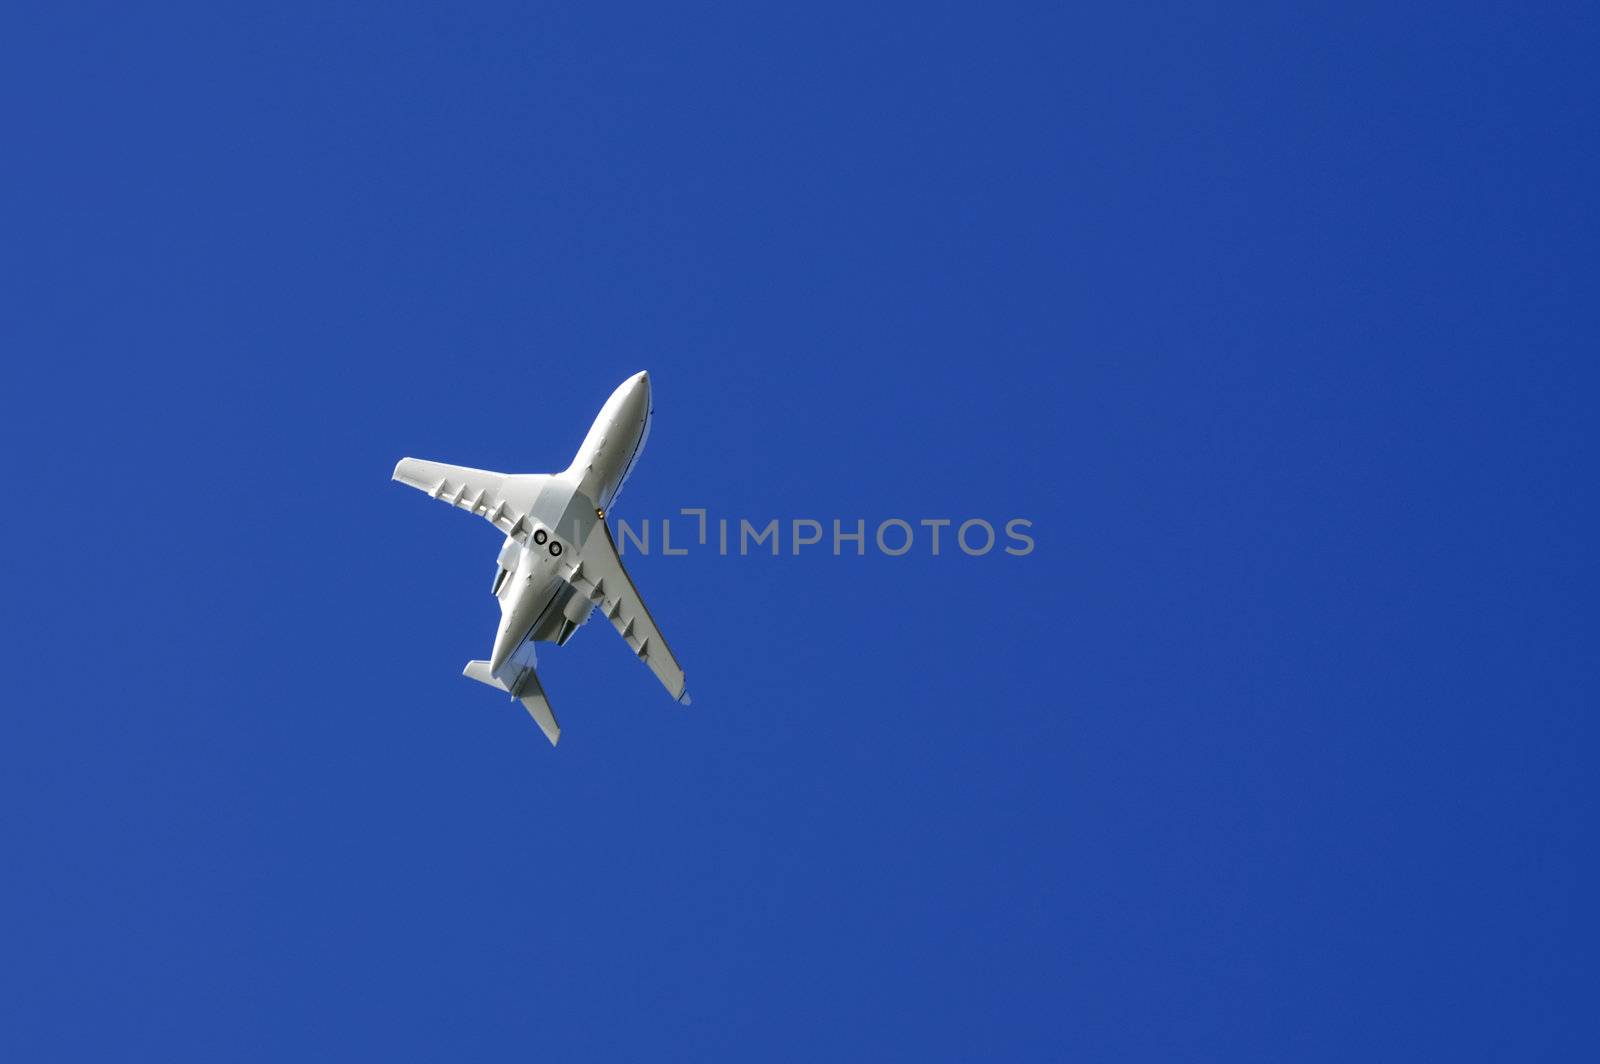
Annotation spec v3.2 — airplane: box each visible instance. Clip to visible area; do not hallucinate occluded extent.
[392,370,689,746]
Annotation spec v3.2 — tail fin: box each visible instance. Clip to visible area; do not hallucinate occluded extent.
[464,660,561,746]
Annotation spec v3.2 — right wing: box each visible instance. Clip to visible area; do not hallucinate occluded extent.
[393,458,548,540]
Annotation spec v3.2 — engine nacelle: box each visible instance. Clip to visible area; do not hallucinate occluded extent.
[552,589,597,646]
[563,591,596,627]
[491,536,523,597]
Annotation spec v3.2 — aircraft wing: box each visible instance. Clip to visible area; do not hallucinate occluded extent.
[393,458,548,540]
[561,520,690,704]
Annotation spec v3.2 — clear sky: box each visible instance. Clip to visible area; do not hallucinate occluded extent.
[2,2,1594,1060]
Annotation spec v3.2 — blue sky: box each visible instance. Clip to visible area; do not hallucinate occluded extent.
[2,2,1594,1059]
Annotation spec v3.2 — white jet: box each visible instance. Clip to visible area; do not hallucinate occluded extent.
[392,370,689,746]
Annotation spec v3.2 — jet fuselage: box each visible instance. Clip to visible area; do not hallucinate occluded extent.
[487,371,653,678]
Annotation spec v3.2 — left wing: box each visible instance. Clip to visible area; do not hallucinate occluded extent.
[559,519,690,704]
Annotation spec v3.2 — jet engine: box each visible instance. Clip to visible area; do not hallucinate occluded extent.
[554,587,596,645]
[491,535,521,597]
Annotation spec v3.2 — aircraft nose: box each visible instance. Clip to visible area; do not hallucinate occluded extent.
[624,370,652,417]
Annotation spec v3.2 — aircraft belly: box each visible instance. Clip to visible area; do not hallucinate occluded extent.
[530,583,579,643]
[492,576,561,675]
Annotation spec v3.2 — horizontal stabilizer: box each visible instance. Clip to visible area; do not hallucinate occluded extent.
[463,659,561,746]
